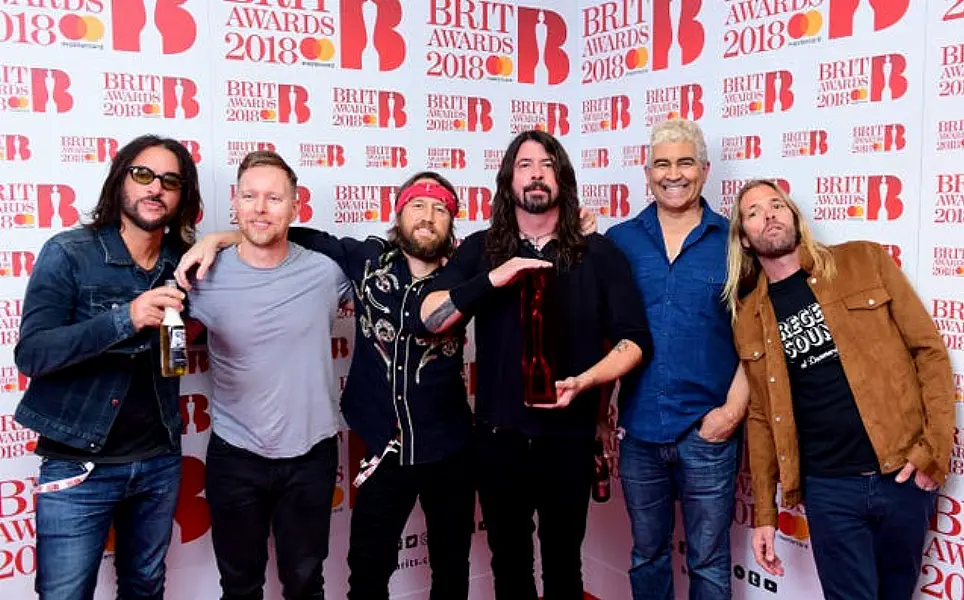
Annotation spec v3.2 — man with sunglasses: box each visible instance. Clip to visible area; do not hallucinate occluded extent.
[14,135,202,600]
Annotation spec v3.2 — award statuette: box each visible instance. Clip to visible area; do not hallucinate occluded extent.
[520,268,559,405]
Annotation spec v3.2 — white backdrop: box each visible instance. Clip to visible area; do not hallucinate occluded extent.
[0,1,961,598]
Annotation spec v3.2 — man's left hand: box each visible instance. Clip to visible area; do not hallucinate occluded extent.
[895,461,940,491]
[698,406,741,443]
[531,374,592,409]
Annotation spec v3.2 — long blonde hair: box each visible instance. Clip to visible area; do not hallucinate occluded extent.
[723,179,836,319]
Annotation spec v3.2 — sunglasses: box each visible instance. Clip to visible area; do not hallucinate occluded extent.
[128,166,183,191]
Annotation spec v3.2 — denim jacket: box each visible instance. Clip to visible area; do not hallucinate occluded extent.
[14,224,183,453]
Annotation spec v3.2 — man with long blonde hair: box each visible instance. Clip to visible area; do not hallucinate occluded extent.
[727,179,954,600]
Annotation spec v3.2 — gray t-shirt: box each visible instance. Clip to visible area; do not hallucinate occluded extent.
[189,243,351,458]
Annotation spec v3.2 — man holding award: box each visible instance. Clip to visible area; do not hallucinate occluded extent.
[419,130,653,600]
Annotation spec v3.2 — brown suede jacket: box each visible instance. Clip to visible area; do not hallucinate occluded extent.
[734,241,955,528]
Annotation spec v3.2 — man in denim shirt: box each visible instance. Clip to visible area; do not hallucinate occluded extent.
[606,119,748,600]
[14,135,201,600]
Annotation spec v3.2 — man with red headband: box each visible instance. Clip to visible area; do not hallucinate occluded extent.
[176,171,475,599]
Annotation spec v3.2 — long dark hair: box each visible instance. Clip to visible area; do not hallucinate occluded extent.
[387,170,458,258]
[485,130,585,269]
[88,135,202,253]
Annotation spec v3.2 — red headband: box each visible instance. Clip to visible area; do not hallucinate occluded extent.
[395,182,458,217]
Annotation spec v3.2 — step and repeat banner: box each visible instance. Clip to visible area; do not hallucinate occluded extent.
[0,0,960,598]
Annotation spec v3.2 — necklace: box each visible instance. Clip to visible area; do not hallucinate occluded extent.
[520,231,553,249]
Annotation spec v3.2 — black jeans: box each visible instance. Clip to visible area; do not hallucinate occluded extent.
[206,433,338,600]
[347,448,475,600]
[475,427,596,600]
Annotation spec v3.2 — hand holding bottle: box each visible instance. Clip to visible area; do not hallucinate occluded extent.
[130,285,185,331]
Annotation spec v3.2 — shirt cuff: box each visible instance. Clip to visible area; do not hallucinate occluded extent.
[449,272,494,315]
[111,302,137,340]
[754,506,778,528]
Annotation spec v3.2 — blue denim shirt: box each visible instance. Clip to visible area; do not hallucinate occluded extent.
[606,199,738,443]
[14,224,183,453]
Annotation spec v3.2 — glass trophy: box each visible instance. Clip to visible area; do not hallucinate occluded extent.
[520,268,558,405]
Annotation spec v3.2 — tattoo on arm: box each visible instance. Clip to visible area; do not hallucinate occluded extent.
[613,340,631,353]
[424,297,457,331]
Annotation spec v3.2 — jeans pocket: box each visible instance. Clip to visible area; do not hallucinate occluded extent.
[693,425,729,446]
[39,458,90,484]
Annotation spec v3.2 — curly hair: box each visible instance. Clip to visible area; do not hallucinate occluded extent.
[88,135,202,253]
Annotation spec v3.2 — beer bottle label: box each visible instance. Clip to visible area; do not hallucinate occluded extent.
[169,326,188,368]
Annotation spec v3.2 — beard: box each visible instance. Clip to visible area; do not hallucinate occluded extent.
[397,221,451,262]
[514,181,558,214]
[122,193,175,232]
[239,224,284,248]
[748,224,798,259]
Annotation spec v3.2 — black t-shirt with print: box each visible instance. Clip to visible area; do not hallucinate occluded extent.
[769,269,878,477]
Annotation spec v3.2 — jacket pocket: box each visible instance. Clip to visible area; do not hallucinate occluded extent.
[88,287,136,313]
[739,343,767,363]
[739,343,770,410]
[842,286,891,311]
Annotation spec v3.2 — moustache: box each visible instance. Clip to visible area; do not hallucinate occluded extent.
[523,182,551,195]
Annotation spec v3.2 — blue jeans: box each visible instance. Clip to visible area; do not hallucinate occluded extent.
[804,472,937,600]
[35,452,182,600]
[619,427,740,600]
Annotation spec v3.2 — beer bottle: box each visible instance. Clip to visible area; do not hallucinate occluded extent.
[592,439,611,503]
[160,280,187,377]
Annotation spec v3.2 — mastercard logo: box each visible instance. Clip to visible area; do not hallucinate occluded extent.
[6,97,30,109]
[301,38,336,62]
[12,214,35,226]
[787,10,823,39]
[486,55,513,77]
[625,47,649,70]
[777,511,810,541]
[847,204,865,218]
[332,485,345,509]
[142,103,162,116]
[60,15,105,42]
[956,267,964,276]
